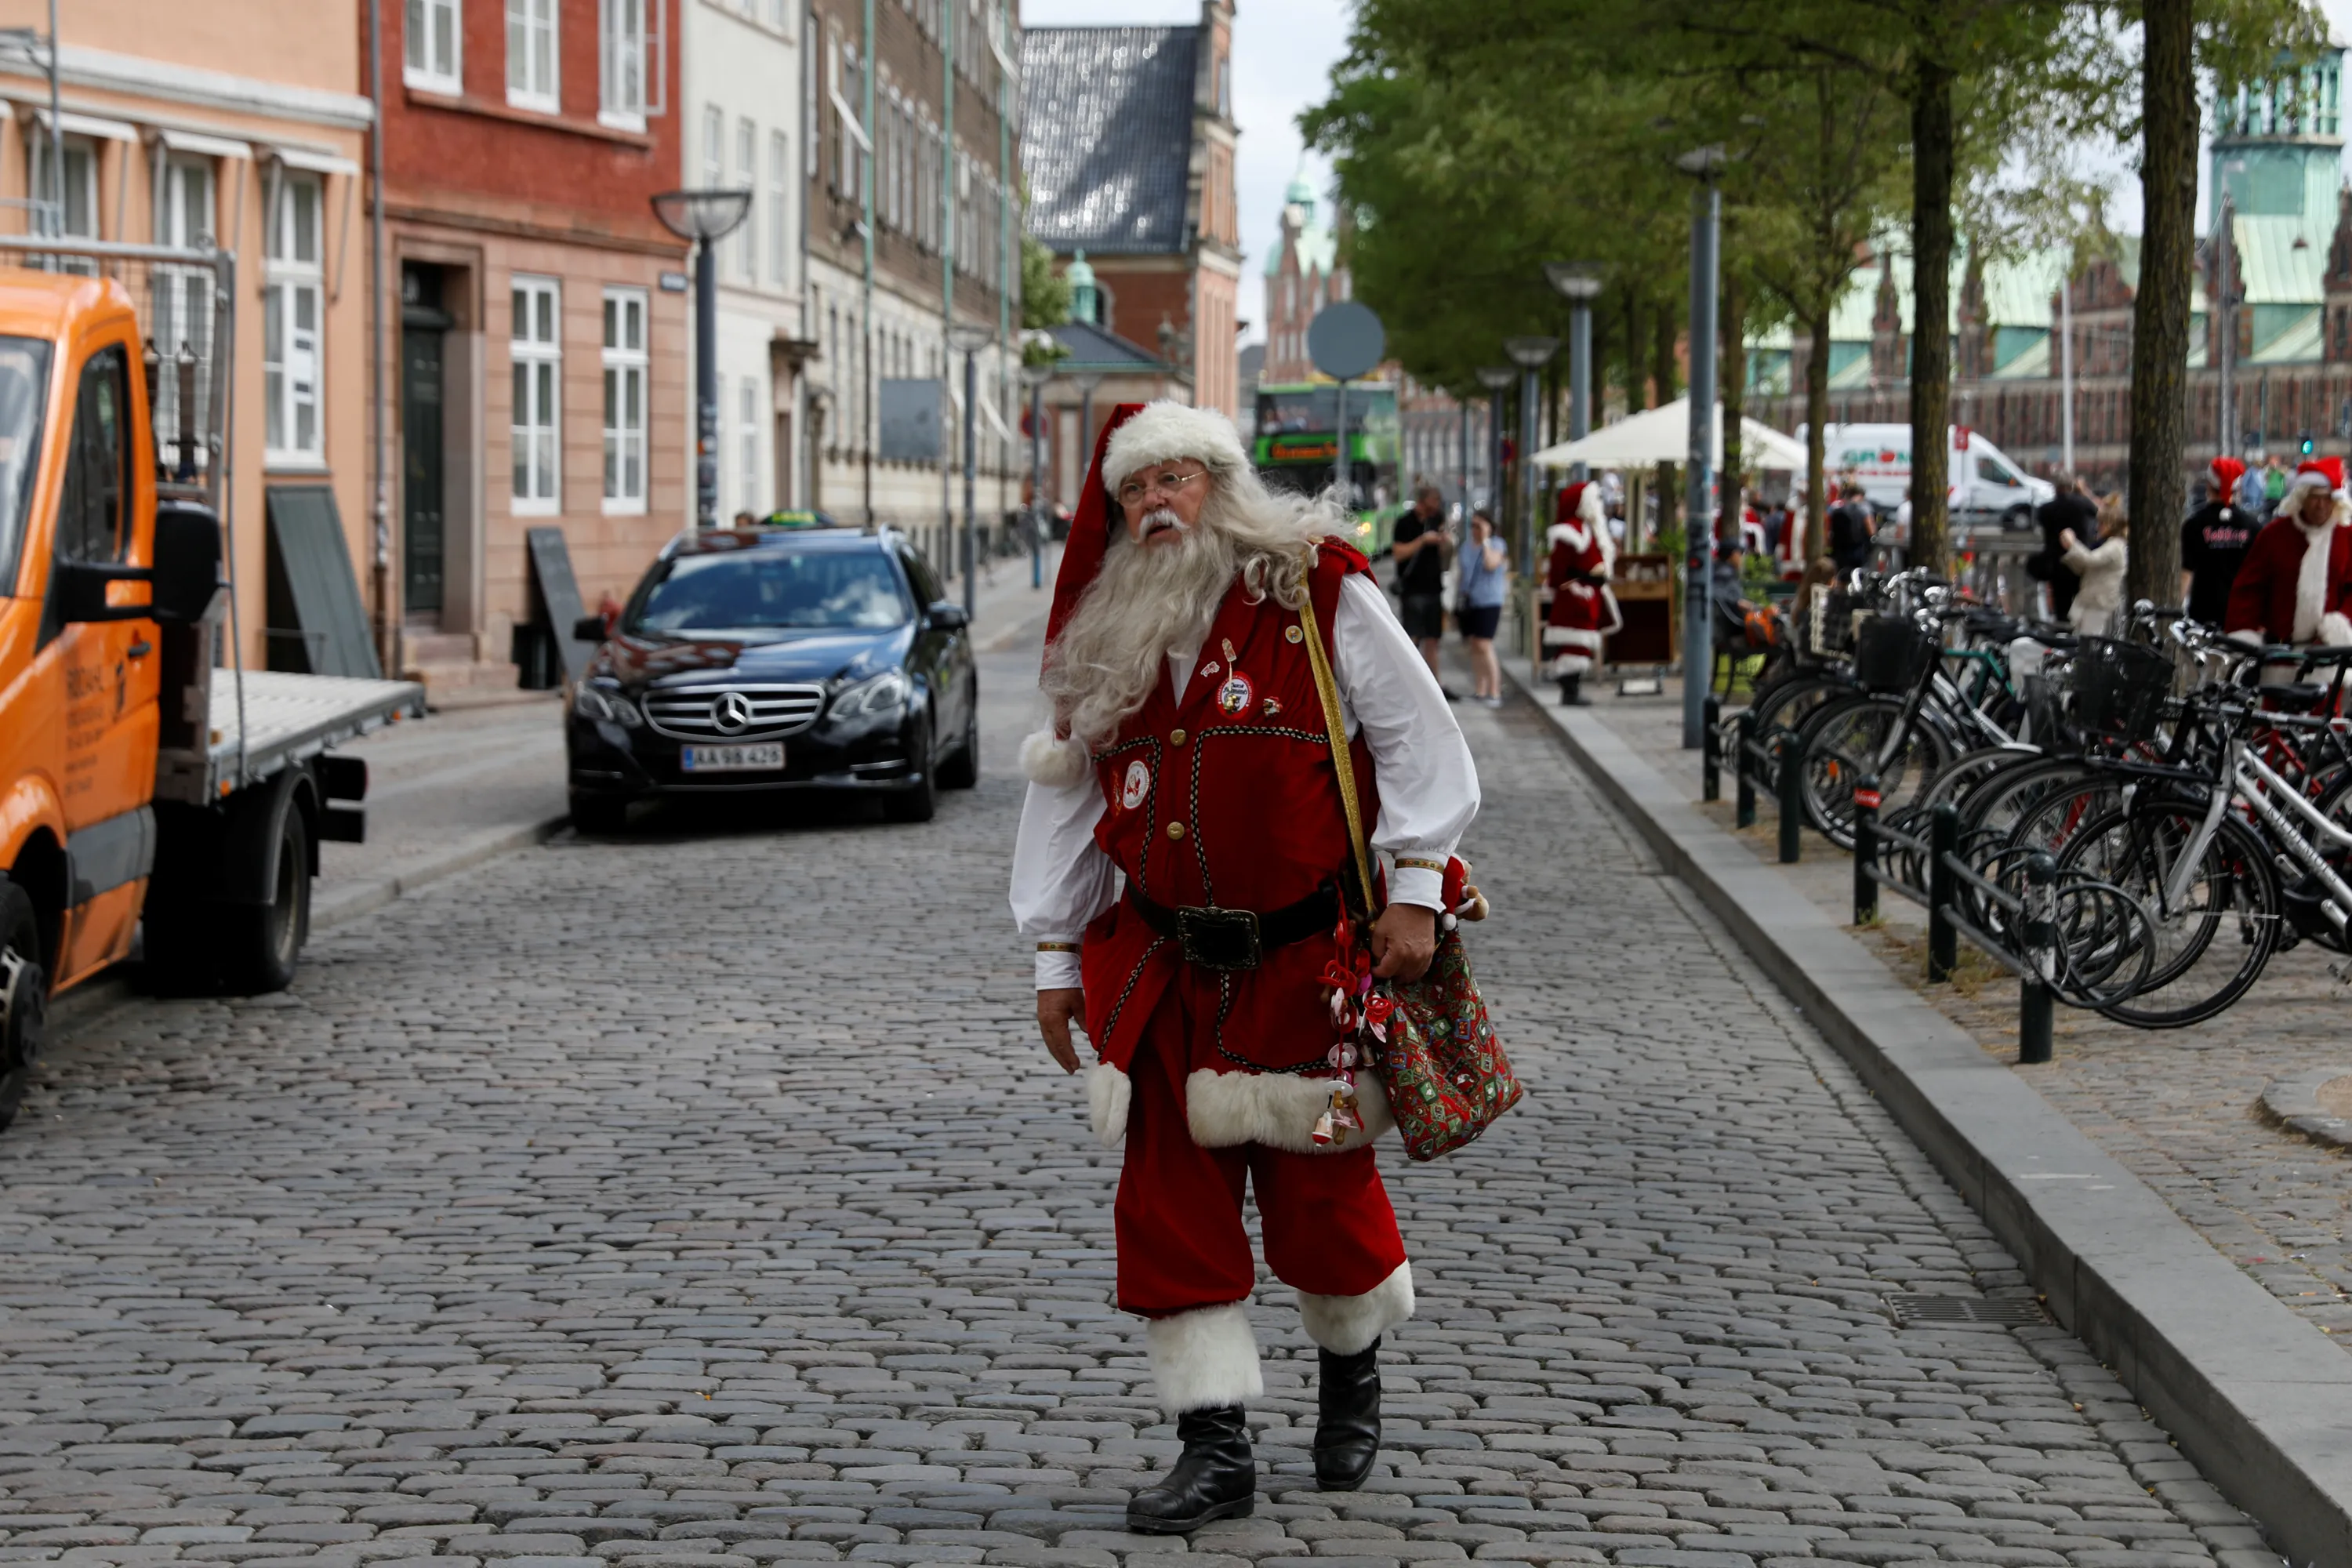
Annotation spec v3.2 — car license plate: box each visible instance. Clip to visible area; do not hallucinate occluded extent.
[681,742,785,773]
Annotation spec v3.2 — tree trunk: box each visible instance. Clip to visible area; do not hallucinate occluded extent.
[1908,55,1955,577]
[2129,0,2194,606]
[1807,308,1832,564]
[1721,270,1746,545]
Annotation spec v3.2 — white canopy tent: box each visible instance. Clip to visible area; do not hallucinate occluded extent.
[1530,397,1809,473]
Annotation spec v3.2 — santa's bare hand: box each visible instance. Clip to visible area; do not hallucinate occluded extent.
[1368,903,1439,982]
[1036,988,1085,1073]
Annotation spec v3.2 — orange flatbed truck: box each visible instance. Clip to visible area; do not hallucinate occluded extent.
[0,238,423,1131]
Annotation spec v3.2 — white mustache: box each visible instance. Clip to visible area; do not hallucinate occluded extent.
[1140,507,1186,535]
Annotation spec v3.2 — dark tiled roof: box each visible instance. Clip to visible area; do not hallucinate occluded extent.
[1022,25,1197,256]
[1047,320,1167,370]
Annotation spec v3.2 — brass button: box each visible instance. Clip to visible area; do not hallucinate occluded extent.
[1169,728,1187,746]
[1286,625,1304,643]
[1166,821,1185,840]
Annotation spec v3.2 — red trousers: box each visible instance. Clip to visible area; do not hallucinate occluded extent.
[1115,992,1407,1318]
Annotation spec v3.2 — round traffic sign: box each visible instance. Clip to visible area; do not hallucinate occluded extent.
[1308,300,1385,381]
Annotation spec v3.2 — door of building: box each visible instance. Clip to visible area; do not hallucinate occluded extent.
[401,321,445,616]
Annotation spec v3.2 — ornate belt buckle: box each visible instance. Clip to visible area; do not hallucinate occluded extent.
[1175,905,1261,970]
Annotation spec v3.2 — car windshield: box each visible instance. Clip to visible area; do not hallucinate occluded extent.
[628,547,910,633]
[0,336,53,597]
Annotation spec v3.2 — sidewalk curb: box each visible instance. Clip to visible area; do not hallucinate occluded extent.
[313,813,570,931]
[1501,663,2352,1567]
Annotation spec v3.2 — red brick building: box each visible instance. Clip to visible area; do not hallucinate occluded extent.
[379,0,688,697]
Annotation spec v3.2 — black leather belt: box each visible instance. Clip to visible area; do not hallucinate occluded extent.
[1125,883,1340,971]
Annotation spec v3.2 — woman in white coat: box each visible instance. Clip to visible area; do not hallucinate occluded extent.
[2061,494,2129,636]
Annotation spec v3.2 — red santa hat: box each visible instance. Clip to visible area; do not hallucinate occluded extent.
[2210,455,2246,492]
[2282,456,2345,509]
[1555,481,1588,524]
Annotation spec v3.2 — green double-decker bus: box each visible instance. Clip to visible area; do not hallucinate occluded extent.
[1252,381,1400,552]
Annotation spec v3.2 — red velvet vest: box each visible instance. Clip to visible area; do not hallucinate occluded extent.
[1079,541,1377,1077]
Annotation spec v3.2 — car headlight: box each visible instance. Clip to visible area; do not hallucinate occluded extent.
[574,684,644,727]
[832,670,909,719]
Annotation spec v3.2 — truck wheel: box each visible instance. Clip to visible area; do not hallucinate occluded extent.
[223,805,310,995]
[0,880,47,1134]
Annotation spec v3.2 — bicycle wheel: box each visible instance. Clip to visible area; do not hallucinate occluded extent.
[1797,695,1958,850]
[2056,804,2279,1029]
[1730,670,1853,789]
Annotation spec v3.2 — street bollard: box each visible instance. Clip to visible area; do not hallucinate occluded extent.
[1031,516,1043,588]
[2018,851,2056,1064]
[1777,731,1802,863]
[1703,695,1722,802]
[1927,801,1958,983]
[1853,775,1880,925]
[1733,710,1756,829]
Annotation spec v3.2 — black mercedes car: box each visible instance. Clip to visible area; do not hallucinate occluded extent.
[565,521,977,832]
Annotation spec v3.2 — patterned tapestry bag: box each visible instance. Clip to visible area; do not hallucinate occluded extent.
[1297,561,1523,1162]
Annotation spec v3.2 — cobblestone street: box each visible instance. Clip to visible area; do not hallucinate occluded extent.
[0,642,2277,1568]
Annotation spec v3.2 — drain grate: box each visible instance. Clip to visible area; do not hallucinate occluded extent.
[1886,1293,2048,1327]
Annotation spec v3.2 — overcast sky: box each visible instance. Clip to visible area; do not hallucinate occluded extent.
[1018,0,2352,328]
[1019,0,1346,348]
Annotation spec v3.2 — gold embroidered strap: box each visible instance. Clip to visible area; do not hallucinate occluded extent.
[1297,557,1381,919]
[1395,856,1446,874]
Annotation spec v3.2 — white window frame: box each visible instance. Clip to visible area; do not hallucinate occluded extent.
[702,102,724,189]
[737,115,757,278]
[739,376,760,514]
[599,0,648,130]
[406,0,464,94]
[506,0,560,112]
[601,286,648,514]
[511,275,561,514]
[263,172,326,468]
[769,129,789,288]
[155,157,218,478]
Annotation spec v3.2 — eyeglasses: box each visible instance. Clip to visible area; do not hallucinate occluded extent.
[1116,467,1207,508]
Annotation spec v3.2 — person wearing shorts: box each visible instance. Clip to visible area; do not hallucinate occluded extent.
[1454,510,1508,706]
[1389,487,1455,698]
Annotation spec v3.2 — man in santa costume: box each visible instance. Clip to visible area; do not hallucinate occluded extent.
[1009,401,1477,1533]
[1542,480,1621,706]
[2224,456,2352,648]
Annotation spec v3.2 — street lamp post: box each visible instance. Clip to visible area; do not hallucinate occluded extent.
[1021,360,1056,589]
[1545,263,1602,483]
[1677,146,1725,750]
[1069,370,1105,505]
[1475,365,1514,532]
[652,188,754,528]
[948,322,993,619]
[1503,336,1559,576]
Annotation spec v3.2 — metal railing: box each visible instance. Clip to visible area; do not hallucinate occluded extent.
[1703,695,1801,863]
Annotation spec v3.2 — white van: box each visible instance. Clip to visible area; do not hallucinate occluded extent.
[1816,423,2056,535]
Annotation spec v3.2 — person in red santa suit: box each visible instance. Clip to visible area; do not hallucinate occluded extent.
[1542,480,1621,706]
[2224,457,2352,649]
[1010,401,1478,1534]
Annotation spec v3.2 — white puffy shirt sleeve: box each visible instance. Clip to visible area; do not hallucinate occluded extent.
[1010,777,1114,989]
[1333,572,1479,909]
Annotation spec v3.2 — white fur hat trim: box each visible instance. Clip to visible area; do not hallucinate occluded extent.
[1101,400,1250,490]
[1020,728,1091,787]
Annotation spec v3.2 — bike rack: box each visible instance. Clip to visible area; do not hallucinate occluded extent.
[1706,696,1801,864]
[1853,793,2062,1065]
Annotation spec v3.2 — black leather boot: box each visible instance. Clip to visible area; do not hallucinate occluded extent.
[1314,1338,1382,1490]
[1127,1404,1255,1534]
[1558,673,1587,706]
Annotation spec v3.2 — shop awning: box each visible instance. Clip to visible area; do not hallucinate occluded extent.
[1532,397,1810,473]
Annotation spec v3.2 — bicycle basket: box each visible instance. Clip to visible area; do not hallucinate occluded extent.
[1804,590,1857,657]
[1853,615,1937,693]
[2071,637,2172,739]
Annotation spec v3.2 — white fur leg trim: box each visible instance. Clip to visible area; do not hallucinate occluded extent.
[1020,728,1091,787]
[2323,611,2352,648]
[1548,655,1593,679]
[1185,1069,1394,1154]
[1145,1303,1263,1414]
[1087,1062,1131,1148]
[1297,1261,1416,1356]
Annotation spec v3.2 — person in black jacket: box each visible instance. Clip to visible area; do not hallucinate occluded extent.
[2031,476,2099,622]
[1826,483,1875,572]
[2179,456,2259,626]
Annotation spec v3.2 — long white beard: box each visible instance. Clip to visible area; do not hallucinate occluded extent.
[1043,475,1338,752]
[1044,519,1240,753]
